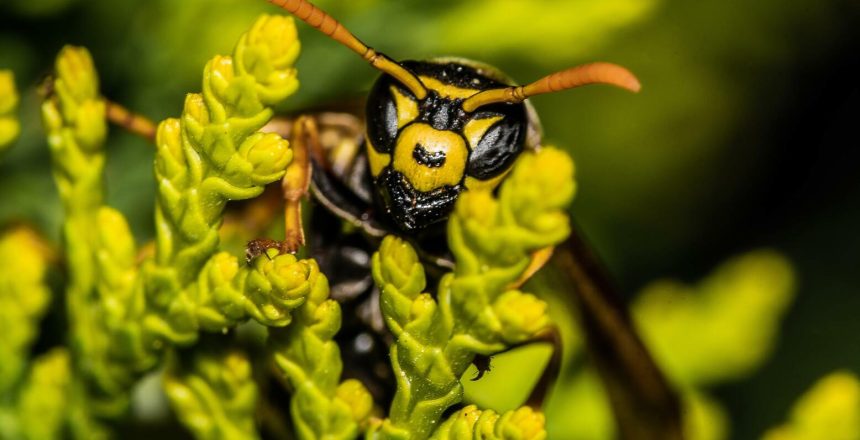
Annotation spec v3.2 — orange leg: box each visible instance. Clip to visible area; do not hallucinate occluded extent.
[279,116,317,253]
[507,246,555,290]
[105,100,157,141]
[246,115,330,261]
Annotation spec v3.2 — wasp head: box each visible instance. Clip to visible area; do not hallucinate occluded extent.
[365,60,528,232]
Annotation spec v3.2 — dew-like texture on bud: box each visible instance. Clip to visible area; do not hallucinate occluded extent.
[269,264,373,440]
[140,12,302,352]
[429,405,547,440]
[370,147,574,440]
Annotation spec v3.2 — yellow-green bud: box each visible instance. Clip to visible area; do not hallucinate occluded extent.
[242,132,292,178]
[493,290,549,344]
[207,252,240,287]
[238,15,300,103]
[242,15,300,79]
[55,46,99,105]
[499,407,546,440]
[0,71,17,115]
[336,379,374,424]
[456,191,497,229]
[0,70,20,150]
[377,236,425,298]
[205,55,236,108]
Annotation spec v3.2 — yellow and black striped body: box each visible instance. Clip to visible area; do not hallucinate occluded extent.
[365,59,530,231]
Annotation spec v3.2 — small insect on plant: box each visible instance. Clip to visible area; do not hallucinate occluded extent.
[89,0,682,437]
[240,0,684,437]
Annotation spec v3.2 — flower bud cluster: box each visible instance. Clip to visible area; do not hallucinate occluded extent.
[430,405,546,440]
[270,261,374,440]
[370,147,574,439]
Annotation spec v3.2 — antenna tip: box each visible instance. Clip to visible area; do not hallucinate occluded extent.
[606,63,642,93]
[626,75,642,93]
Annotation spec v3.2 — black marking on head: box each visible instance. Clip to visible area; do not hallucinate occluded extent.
[412,144,446,168]
[416,91,468,132]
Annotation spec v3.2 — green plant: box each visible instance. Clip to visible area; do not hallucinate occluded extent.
[0,11,579,440]
[763,371,860,440]
[539,249,796,440]
[367,147,573,439]
[0,70,19,152]
[37,14,324,437]
[0,226,63,440]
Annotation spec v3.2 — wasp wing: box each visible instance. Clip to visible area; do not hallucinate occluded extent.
[545,224,684,440]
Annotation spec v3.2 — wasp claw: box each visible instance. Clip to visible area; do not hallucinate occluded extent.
[245,238,282,263]
[281,230,304,255]
[471,355,492,381]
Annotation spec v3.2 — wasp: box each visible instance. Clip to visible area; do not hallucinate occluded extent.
[106,0,683,436]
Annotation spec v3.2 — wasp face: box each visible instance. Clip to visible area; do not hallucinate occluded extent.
[365,60,528,232]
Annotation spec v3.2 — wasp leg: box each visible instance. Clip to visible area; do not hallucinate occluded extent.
[104,100,157,141]
[523,326,562,408]
[507,246,555,290]
[554,225,684,440]
[245,116,322,260]
[279,116,318,254]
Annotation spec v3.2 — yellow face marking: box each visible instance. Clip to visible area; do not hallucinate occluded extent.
[419,75,480,100]
[365,135,391,177]
[390,86,419,128]
[464,169,510,192]
[393,123,467,192]
[462,115,503,150]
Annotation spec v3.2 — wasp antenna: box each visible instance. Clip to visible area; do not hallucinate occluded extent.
[268,0,427,99]
[462,62,641,112]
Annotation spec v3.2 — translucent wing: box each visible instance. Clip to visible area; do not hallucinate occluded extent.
[546,224,684,439]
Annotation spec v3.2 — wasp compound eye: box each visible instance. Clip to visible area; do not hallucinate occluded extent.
[466,113,526,180]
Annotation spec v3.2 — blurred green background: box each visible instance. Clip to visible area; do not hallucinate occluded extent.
[2,0,859,438]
